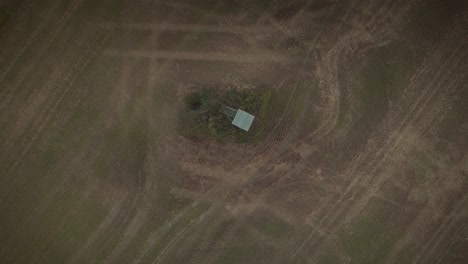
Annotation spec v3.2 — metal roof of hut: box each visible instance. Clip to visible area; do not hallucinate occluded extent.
[232,109,255,131]
[220,106,255,131]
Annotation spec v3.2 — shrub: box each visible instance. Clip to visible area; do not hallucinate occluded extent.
[179,87,272,143]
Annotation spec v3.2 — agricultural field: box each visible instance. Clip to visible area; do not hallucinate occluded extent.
[0,0,467,263]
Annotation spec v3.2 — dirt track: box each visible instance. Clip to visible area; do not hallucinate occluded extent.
[0,0,467,263]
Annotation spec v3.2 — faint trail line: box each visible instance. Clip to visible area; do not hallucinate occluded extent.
[0,0,62,82]
[0,34,113,248]
[68,56,140,263]
[134,199,216,263]
[133,163,253,262]
[69,199,125,263]
[332,21,467,204]
[252,0,344,159]
[97,22,276,34]
[385,194,467,264]
[310,0,413,143]
[322,11,466,208]
[1,32,111,184]
[290,10,467,262]
[102,49,299,63]
[299,47,464,260]
[104,209,149,263]
[0,0,85,111]
[415,196,468,264]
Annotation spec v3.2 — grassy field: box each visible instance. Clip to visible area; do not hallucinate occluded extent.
[336,41,414,131]
[0,0,467,263]
[339,209,401,264]
[337,198,422,264]
[193,0,272,16]
[0,0,22,29]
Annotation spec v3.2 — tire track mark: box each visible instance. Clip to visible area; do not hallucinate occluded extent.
[0,34,112,253]
[290,18,467,261]
[0,0,85,112]
[0,0,62,82]
[415,195,468,264]
[1,31,110,185]
[66,54,140,263]
[102,49,299,63]
[97,22,276,34]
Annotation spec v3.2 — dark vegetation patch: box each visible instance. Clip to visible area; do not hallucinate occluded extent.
[307,0,333,12]
[395,244,421,264]
[249,212,292,238]
[157,31,248,53]
[338,199,416,264]
[78,0,125,20]
[316,246,343,264]
[33,194,105,262]
[129,202,211,264]
[291,78,321,134]
[2,191,105,263]
[329,41,415,169]
[188,0,272,17]
[273,0,306,21]
[215,244,276,264]
[179,87,274,144]
[335,64,351,131]
[352,41,414,131]
[340,214,397,264]
[300,1,350,42]
[279,36,302,50]
[0,0,22,29]
[403,0,468,56]
[436,78,468,146]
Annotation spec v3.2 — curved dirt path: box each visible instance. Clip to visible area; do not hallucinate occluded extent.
[290,15,468,261]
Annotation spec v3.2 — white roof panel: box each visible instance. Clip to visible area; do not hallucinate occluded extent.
[232,109,255,131]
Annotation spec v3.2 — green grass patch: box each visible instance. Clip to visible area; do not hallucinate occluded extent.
[4,192,105,263]
[337,41,414,131]
[339,217,397,264]
[37,194,105,262]
[194,0,272,16]
[209,218,236,242]
[139,201,211,263]
[338,201,405,264]
[331,41,415,168]
[251,214,291,238]
[179,88,273,144]
[264,84,293,122]
[411,157,431,182]
[353,41,414,129]
[216,244,276,264]
[326,41,417,172]
[318,250,342,264]
[291,78,320,128]
[437,78,468,143]
[77,0,125,20]
[0,0,22,29]
[403,0,468,56]
[335,72,351,130]
[395,243,420,263]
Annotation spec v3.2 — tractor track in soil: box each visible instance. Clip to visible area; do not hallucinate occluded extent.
[0,0,85,111]
[141,2,415,258]
[290,17,468,261]
[1,0,467,263]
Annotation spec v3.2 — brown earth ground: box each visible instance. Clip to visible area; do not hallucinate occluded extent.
[0,0,467,263]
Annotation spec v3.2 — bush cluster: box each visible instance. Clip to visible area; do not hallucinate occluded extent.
[179,88,271,143]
